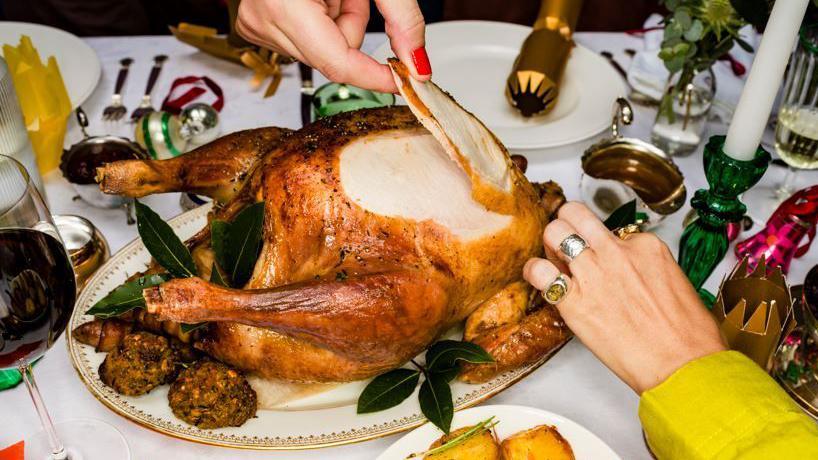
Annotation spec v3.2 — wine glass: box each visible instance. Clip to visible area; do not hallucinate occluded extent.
[746,24,818,219]
[0,155,130,459]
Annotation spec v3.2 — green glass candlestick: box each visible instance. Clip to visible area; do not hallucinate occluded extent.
[678,135,770,291]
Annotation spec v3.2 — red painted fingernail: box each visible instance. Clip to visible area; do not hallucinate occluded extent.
[411,47,432,76]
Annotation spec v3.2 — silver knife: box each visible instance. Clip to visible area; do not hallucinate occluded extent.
[299,63,314,127]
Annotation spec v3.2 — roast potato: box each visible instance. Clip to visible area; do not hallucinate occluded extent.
[425,425,501,460]
[500,425,575,460]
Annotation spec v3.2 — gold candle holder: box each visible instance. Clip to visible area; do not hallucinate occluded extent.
[506,0,584,116]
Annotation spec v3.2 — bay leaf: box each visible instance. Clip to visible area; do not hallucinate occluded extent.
[210,202,265,287]
[86,273,169,319]
[425,340,494,372]
[135,201,197,278]
[603,199,637,230]
[419,372,453,434]
[357,368,420,414]
[209,261,228,287]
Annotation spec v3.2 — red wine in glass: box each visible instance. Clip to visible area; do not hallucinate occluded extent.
[0,228,75,368]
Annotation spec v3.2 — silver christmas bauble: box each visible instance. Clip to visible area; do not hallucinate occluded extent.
[179,103,220,145]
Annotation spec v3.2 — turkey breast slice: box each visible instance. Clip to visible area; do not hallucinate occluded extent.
[340,130,511,239]
[387,58,512,193]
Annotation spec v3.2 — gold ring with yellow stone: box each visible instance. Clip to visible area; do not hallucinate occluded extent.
[613,223,641,240]
[542,274,569,305]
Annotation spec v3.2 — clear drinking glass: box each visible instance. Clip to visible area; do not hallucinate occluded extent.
[746,24,818,218]
[775,25,818,193]
[651,67,717,157]
[0,154,130,459]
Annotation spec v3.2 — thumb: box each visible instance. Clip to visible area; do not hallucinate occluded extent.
[374,0,430,80]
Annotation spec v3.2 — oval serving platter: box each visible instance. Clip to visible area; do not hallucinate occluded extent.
[67,204,568,450]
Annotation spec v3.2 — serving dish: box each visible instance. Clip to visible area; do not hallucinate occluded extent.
[67,204,568,449]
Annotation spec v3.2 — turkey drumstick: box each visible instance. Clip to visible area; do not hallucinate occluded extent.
[97,127,291,203]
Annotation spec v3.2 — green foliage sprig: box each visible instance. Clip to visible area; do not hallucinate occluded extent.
[357,340,494,434]
[89,201,266,335]
[658,0,753,120]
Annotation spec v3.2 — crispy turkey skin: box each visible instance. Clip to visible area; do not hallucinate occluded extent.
[96,61,568,383]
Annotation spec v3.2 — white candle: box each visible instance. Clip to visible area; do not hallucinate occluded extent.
[723,0,809,160]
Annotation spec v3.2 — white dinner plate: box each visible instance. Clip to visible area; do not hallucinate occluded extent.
[371,21,626,150]
[0,21,101,108]
[377,404,621,459]
[67,204,569,449]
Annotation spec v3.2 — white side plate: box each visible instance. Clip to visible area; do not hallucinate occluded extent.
[378,404,621,459]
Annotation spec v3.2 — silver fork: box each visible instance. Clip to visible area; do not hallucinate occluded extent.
[130,54,168,122]
[101,57,133,121]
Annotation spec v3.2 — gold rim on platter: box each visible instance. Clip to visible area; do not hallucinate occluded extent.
[67,204,569,450]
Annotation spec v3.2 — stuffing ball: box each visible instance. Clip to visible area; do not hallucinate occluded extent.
[168,360,257,429]
[99,331,176,396]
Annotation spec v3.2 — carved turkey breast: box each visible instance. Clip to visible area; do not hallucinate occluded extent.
[96,60,569,384]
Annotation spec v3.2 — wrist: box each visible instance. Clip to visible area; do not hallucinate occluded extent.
[634,341,727,394]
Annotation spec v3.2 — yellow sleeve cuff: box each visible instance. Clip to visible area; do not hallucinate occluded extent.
[639,350,818,459]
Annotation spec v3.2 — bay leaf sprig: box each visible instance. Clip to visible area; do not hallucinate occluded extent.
[86,273,170,318]
[89,201,195,320]
[210,202,265,287]
[89,201,265,331]
[356,340,493,434]
[135,201,198,278]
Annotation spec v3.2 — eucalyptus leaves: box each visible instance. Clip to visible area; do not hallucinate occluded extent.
[657,0,755,121]
[659,0,751,74]
[87,201,266,331]
[357,340,494,434]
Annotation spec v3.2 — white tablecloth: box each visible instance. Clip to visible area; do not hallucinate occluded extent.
[2,31,817,460]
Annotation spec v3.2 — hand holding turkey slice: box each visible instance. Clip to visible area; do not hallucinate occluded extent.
[96,60,568,384]
[235,0,431,93]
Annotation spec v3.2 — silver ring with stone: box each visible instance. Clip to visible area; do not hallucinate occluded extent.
[559,234,589,261]
[542,274,569,305]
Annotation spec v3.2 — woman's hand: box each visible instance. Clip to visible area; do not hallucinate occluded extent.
[523,202,727,394]
[236,0,431,93]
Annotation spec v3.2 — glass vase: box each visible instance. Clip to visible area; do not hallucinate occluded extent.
[651,67,716,157]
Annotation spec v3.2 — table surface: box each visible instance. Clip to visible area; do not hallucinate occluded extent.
[2,31,817,460]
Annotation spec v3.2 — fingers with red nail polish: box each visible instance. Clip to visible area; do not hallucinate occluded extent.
[375,0,430,80]
[411,47,432,76]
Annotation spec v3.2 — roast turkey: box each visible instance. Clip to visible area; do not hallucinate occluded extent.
[95,60,570,384]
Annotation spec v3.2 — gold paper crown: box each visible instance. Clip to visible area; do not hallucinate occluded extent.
[714,257,794,370]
